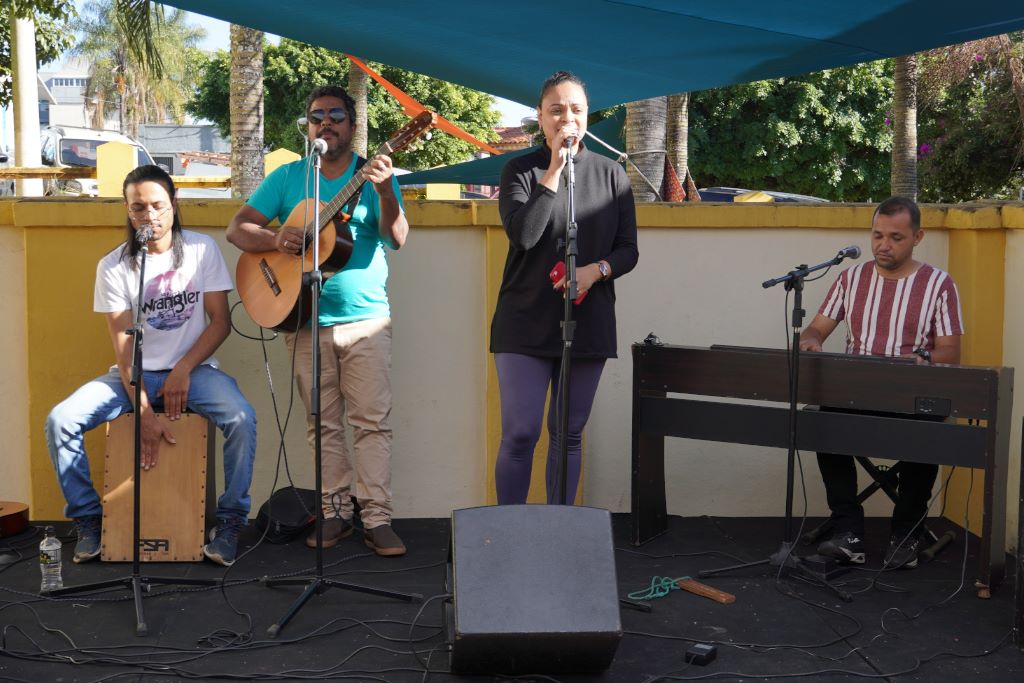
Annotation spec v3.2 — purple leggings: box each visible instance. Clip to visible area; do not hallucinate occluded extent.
[493,353,606,505]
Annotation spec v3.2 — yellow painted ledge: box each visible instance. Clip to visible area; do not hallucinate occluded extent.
[1002,204,1024,229]
[942,205,1003,230]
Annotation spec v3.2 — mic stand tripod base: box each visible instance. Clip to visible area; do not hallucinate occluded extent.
[50,571,219,636]
[262,572,423,637]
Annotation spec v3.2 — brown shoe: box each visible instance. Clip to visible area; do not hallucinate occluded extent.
[364,524,406,557]
[305,517,353,548]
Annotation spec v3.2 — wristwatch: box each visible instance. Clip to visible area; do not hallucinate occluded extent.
[597,261,611,281]
[914,348,932,363]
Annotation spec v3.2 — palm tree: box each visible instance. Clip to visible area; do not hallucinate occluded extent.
[624,96,667,201]
[667,92,689,192]
[891,54,918,200]
[75,1,204,138]
[229,24,263,199]
[348,64,368,157]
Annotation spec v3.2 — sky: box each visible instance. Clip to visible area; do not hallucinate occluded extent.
[61,2,534,127]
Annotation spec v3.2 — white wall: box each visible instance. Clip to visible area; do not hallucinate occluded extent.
[202,227,489,518]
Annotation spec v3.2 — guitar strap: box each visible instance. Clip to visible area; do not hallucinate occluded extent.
[339,156,368,218]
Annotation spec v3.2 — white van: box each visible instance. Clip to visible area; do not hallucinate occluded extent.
[40,126,158,196]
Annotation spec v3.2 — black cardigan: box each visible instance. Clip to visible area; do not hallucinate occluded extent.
[490,145,639,358]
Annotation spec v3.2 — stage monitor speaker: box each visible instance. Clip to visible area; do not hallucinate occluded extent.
[445,504,622,674]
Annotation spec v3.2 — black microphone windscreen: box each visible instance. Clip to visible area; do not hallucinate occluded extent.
[135,224,153,245]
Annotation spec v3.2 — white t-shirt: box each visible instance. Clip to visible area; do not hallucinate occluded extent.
[94,230,233,371]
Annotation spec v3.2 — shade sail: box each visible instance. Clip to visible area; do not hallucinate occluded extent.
[164,1,1024,109]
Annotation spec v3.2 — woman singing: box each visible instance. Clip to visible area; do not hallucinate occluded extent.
[490,71,639,504]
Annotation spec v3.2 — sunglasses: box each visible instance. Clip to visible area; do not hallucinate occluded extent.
[307,107,348,125]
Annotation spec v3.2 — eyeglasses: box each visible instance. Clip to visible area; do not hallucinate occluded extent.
[128,205,172,220]
[307,107,348,125]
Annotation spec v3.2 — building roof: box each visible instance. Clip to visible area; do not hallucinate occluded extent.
[494,126,531,150]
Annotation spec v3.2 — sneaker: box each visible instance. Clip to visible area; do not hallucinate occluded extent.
[817,531,866,565]
[203,516,246,567]
[885,535,920,569]
[364,524,406,557]
[305,516,353,548]
[73,515,102,563]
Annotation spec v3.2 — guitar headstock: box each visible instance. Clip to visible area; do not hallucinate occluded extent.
[379,110,436,156]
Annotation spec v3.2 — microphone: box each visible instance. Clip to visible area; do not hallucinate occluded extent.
[836,245,861,260]
[562,126,578,150]
[135,224,154,246]
[311,138,328,155]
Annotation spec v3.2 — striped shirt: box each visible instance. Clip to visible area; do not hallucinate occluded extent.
[818,262,964,357]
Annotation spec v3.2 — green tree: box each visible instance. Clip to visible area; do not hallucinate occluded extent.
[689,61,894,201]
[0,0,77,107]
[74,0,205,137]
[916,34,1024,201]
[189,38,499,170]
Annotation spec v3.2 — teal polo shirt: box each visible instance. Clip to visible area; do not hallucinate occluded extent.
[246,154,404,325]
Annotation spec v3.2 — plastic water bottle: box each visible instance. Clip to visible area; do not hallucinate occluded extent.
[39,526,63,593]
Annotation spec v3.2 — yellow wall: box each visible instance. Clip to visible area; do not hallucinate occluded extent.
[0,202,30,509]
[943,207,1006,536]
[1,198,1019,554]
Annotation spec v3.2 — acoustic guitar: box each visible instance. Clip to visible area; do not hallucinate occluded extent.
[0,501,29,538]
[236,110,435,331]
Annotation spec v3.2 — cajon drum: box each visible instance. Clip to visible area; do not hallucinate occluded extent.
[101,413,215,562]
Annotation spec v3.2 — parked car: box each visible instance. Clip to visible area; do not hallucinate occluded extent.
[698,186,829,203]
[40,126,158,197]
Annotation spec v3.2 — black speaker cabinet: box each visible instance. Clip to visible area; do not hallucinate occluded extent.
[445,504,622,674]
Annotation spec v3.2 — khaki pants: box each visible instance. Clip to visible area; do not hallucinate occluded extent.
[286,317,394,528]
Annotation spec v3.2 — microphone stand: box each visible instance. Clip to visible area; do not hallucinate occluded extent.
[547,144,650,615]
[552,140,579,506]
[263,147,421,637]
[698,251,857,602]
[51,232,216,637]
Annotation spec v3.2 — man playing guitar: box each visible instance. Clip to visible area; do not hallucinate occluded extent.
[227,85,409,556]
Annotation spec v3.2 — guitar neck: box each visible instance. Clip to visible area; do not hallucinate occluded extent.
[314,140,397,233]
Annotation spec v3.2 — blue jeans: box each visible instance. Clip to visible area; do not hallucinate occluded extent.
[45,365,257,521]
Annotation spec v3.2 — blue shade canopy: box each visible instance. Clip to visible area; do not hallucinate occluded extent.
[164,1,1024,109]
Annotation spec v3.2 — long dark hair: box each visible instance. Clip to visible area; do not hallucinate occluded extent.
[121,164,184,269]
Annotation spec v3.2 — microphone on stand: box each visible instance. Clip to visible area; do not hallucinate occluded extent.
[836,245,861,261]
[311,138,328,156]
[135,224,154,247]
